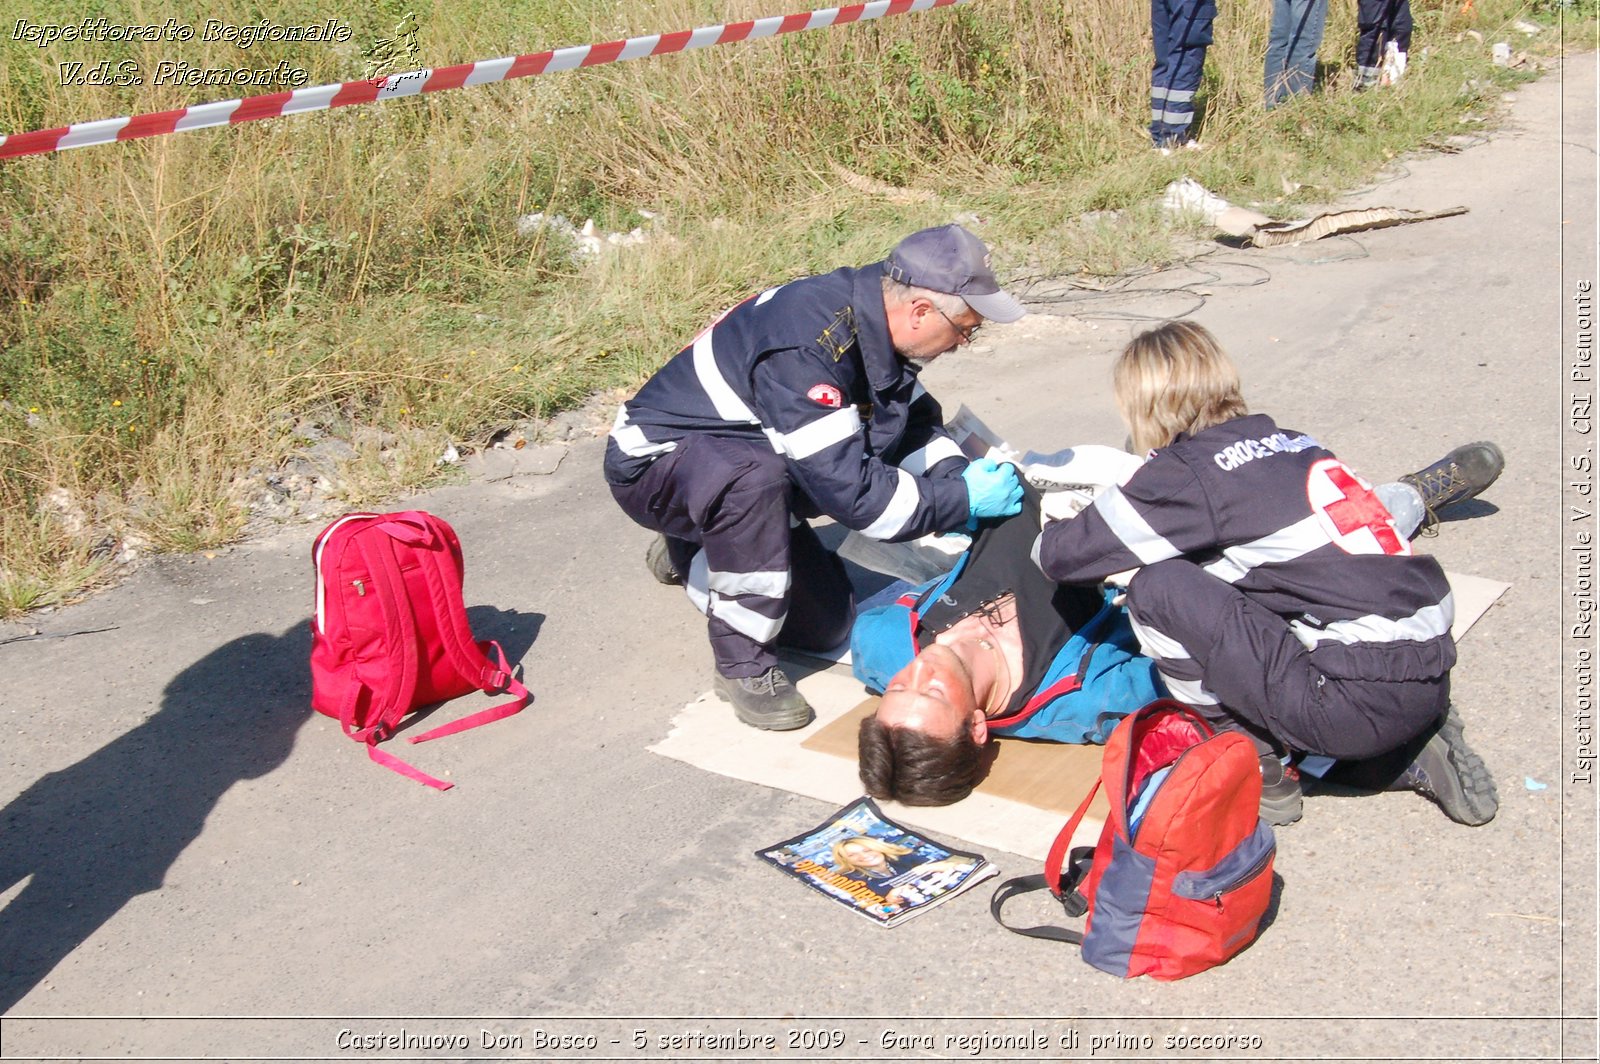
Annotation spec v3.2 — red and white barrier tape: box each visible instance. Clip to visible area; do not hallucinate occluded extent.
[1,0,968,161]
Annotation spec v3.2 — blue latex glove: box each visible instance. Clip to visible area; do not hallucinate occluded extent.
[960,457,1023,520]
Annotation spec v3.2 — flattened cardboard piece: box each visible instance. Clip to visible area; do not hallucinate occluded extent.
[1249,205,1468,247]
[1446,571,1510,641]
[649,669,1103,862]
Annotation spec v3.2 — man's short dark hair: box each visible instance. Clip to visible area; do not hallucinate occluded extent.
[857,714,984,806]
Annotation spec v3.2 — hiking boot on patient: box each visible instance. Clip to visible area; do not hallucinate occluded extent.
[1400,442,1505,533]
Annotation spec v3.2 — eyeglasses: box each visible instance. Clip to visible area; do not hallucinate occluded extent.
[934,305,982,343]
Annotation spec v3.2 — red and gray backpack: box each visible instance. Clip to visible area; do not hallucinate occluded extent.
[991,699,1276,979]
[309,511,529,790]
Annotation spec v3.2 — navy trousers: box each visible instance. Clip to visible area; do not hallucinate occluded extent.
[1150,0,1214,146]
[1356,0,1412,85]
[610,434,854,678]
[1124,558,1448,760]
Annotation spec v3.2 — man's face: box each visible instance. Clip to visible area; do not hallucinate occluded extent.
[891,298,984,363]
[874,643,987,741]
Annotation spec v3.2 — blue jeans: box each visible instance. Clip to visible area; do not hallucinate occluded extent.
[1264,0,1328,106]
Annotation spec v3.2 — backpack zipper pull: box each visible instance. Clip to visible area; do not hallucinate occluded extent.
[353,579,366,596]
[1213,891,1224,910]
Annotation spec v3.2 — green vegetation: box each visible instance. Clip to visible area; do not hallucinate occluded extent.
[0,0,1586,615]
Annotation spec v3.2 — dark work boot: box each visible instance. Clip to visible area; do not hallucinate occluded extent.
[645,534,686,586]
[714,666,814,731]
[1258,754,1303,826]
[1400,442,1505,534]
[1397,704,1498,826]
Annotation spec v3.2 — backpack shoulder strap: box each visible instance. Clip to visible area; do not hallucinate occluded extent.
[355,526,455,791]
[990,873,1087,944]
[383,514,530,745]
[990,769,1104,941]
[407,640,529,744]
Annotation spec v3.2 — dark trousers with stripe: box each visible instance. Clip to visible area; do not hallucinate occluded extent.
[1356,0,1412,83]
[1149,0,1214,146]
[1124,558,1448,759]
[610,434,854,678]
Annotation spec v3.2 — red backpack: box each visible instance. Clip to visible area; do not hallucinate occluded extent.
[991,700,1276,979]
[310,511,529,790]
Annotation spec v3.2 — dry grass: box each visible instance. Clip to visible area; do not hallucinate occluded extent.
[0,0,1579,616]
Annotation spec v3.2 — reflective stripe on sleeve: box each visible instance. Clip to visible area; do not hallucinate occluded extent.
[898,435,964,475]
[858,468,921,540]
[780,406,862,460]
[1093,487,1181,565]
[692,331,758,423]
[609,404,679,458]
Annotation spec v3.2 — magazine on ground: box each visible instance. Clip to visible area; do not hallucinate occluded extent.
[755,797,998,927]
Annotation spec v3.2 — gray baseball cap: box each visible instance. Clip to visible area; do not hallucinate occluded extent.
[884,223,1026,323]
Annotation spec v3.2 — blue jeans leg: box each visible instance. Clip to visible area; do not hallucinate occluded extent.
[1265,0,1327,105]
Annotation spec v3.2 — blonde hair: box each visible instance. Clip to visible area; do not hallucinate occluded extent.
[1114,321,1249,454]
[830,835,914,874]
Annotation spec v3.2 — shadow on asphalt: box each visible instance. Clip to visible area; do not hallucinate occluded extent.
[0,605,541,1015]
[0,622,314,1014]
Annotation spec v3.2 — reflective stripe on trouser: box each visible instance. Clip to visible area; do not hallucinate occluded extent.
[1149,0,1213,144]
[1123,558,1448,759]
[1356,0,1411,68]
[608,434,853,678]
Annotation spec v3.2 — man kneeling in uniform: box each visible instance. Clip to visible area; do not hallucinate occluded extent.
[605,225,1027,732]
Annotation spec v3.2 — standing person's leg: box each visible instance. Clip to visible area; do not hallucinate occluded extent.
[1355,0,1387,87]
[1264,0,1298,106]
[1382,0,1414,74]
[1149,0,1179,146]
[1282,0,1328,98]
[610,435,814,729]
[1153,0,1213,146]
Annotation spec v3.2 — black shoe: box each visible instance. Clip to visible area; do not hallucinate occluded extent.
[1258,755,1303,826]
[1397,705,1498,825]
[713,666,814,731]
[1400,442,1504,534]
[645,534,683,586]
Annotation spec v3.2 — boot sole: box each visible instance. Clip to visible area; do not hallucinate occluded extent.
[1259,788,1304,826]
[645,536,684,586]
[1418,708,1498,826]
[713,678,814,731]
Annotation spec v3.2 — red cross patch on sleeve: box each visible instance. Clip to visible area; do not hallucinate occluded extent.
[807,383,844,408]
[1307,458,1410,557]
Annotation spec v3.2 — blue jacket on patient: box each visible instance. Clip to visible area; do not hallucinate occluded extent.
[850,552,1165,745]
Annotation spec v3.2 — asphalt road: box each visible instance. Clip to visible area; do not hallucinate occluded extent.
[0,52,1595,1064]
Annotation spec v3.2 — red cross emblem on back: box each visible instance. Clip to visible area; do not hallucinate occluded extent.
[1306,458,1409,556]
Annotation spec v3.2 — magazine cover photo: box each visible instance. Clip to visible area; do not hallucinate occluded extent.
[756,798,996,927]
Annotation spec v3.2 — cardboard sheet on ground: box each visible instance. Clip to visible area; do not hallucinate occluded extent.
[648,571,1509,863]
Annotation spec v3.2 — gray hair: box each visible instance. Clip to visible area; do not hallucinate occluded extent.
[882,274,970,319]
